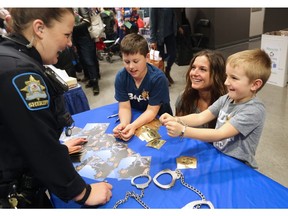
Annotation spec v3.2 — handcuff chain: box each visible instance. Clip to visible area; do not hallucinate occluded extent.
[133,189,150,209]
[176,169,206,209]
[113,189,150,209]
[113,191,131,209]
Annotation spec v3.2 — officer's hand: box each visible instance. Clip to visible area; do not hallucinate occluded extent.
[85,182,113,206]
[65,138,87,154]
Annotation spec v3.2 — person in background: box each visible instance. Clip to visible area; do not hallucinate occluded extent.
[113,33,172,142]
[0,8,112,208]
[54,45,80,80]
[122,8,139,35]
[160,49,271,169]
[175,49,227,128]
[149,8,183,85]
[100,8,117,41]
[73,8,101,95]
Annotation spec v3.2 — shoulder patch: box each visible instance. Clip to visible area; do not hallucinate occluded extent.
[13,72,50,111]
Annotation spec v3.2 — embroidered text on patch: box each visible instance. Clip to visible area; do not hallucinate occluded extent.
[20,75,48,108]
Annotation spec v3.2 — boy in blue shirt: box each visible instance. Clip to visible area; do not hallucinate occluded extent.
[113,33,172,141]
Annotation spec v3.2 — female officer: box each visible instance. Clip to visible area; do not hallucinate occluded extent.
[0,8,112,208]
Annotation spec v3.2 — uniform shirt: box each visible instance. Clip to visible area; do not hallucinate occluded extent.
[208,94,265,168]
[114,63,172,116]
[0,34,86,201]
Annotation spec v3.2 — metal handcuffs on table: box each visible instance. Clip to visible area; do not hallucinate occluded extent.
[153,169,214,209]
[153,168,178,189]
[113,169,214,209]
[113,174,151,209]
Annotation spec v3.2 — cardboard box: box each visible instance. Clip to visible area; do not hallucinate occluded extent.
[261,31,288,87]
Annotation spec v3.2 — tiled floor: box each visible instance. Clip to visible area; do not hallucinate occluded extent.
[78,38,288,188]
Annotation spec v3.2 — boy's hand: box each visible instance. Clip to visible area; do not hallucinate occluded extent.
[159,113,175,126]
[112,123,126,139]
[165,121,183,137]
[119,124,135,141]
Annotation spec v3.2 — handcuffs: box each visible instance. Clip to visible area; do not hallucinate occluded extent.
[113,174,152,209]
[182,200,214,209]
[153,169,214,209]
[114,169,214,209]
[131,174,152,189]
[153,168,179,189]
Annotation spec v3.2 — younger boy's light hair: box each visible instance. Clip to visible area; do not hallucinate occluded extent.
[226,49,272,92]
[120,33,149,57]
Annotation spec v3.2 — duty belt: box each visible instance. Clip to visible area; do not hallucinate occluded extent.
[0,174,40,198]
[0,182,16,199]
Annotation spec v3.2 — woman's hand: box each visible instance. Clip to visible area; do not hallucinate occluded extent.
[65,137,87,154]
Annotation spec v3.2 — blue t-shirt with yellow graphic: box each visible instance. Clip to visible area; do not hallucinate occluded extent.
[114,63,172,116]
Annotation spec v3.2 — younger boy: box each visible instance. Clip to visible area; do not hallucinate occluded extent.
[160,49,271,168]
[113,33,172,141]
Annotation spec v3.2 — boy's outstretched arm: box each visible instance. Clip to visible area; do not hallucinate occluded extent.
[165,120,239,143]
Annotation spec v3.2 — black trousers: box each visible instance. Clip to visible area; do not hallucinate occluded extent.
[158,33,177,72]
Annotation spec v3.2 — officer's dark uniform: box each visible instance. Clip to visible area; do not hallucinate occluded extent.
[0,34,86,208]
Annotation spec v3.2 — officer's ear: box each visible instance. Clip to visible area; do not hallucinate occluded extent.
[33,19,45,38]
[4,14,13,33]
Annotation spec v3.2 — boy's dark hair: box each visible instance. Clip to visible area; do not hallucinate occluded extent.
[120,33,149,57]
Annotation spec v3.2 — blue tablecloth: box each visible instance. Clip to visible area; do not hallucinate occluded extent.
[51,103,288,209]
[64,85,90,115]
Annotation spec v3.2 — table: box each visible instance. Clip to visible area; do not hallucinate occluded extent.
[63,84,90,115]
[51,103,288,209]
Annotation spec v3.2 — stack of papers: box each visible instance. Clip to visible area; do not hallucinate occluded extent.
[46,65,77,89]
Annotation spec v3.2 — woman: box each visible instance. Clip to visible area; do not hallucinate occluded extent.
[0,8,112,208]
[175,49,227,128]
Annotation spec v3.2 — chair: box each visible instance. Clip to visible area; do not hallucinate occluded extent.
[191,19,210,49]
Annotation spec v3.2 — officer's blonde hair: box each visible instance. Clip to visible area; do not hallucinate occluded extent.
[9,8,74,34]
